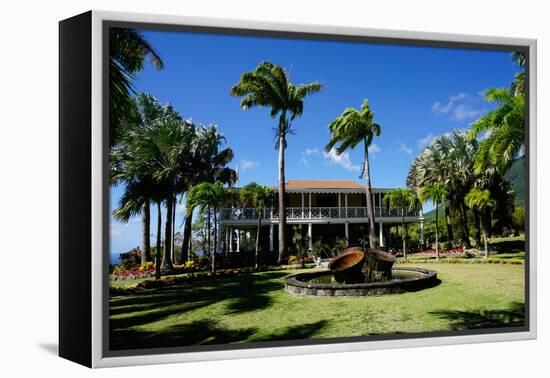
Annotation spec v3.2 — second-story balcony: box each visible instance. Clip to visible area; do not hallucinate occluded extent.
[220,206,420,222]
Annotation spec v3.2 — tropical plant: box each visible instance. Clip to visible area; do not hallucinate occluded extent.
[420,183,446,259]
[230,61,322,264]
[468,88,525,173]
[109,28,163,146]
[465,188,495,258]
[325,99,381,248]
[179,125,237,264]
[383,188,419,258]
[241,183,275,268]
[186,182,233,272]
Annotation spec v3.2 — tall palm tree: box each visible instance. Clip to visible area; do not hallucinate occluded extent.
[325,99,381,248]
[241,183,275,268]
[178,125,237,263]
[465,188,495,258]
[109,28,164,146]
[383,188,419,258]
[187,182,233,272]
[110,94,171,264]
[419,183,446,259]
[231,61,322,264]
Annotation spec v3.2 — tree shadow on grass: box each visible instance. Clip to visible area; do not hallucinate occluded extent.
[110,319,258,350]
[490,240,525,256]
[429,302,525,330]
[256,320,329,342]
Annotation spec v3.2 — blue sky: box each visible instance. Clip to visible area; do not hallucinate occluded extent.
[110,29,520,262]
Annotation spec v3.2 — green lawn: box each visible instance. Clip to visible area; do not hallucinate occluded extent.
[109,263,525,350]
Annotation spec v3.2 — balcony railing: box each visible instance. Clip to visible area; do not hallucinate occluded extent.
[219,206,420,221]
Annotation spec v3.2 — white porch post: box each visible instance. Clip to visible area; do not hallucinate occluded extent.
[345,193,348,218]
[269,224,274,252]
[308,192,312,219]
[345,222,349,241]
[308,223,313,250]
[301,192,305,218]
[229,228,233,252]
[338,193,342,218]
[236,228,240,252]
[216,216,222,254]
[379,222,384,247]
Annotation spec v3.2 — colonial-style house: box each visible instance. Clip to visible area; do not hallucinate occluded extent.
[219,180,424,253]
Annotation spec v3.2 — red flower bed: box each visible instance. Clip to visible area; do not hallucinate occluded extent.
[412,246,464,257]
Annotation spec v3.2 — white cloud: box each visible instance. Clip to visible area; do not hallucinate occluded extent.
[431,92,466,114]
[240,159,259,170]
[323,148,361,172]
[396,141,413,155]
[452,104,482,121]
[368,143,381,155]
[300,148,321,167]
[432,92,482,121]
[417,133,434,149]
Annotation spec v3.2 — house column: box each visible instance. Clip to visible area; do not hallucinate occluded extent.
[345,193,348,218]
[338,193,342,218]
[379,222,384,247]
[308,192,312,219]
[301,192,305,218]
[308,223,313,250]
[269,224,274,252]
[229,228,233,252]
[236,229,240,252]
[345,222,349,241]
[216,218,222,254]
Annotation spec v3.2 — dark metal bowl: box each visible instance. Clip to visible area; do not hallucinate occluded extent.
[328,249,365,283]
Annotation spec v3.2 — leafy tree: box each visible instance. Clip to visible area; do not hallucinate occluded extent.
[241,183,275,268]
[420,183,446,259]
[383,188,419,258]
[465,189,495,257]
[325,99,381,248]
[231,61,322,264]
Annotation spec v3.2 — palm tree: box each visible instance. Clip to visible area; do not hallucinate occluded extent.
[230,61,322,264]
[109,28,163,146]
[383,188,419,258]
[187,182,233,272]
[468,88,525,173]
[465,188,495,258]
[178,125,237,264]
[241,183,275,268]
[110,94,172,264]
[511,51,526,97]
[326,99,381,248]
[419,183,446,259]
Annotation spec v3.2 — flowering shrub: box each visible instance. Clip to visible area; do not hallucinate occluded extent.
[111,262,155,279]
[412,246,464,257]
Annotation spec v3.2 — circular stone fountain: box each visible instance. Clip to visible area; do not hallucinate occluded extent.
[285,247,438,297]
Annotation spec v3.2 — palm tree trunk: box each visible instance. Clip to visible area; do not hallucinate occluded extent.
[278,132,286,264]
[141,199,151,264]
[363,143,377,248]
[444,205,454,241]
[212,207,217,273]
[459,201,472,248]
[255,215,261,269]
[172,199,176,263]
[401,211,406,258]
[155,202,162,280]
[435,203,440,260]
[207,206,211,256]
[483,229,489,258]
[473,209,482,247]
[162,197,174,271]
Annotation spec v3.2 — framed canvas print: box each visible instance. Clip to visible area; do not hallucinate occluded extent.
[59,10,537,368]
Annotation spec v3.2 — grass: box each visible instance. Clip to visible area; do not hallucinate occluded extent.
[109,263,525,350]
